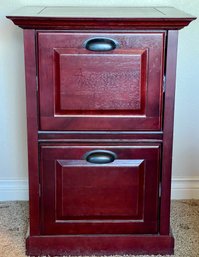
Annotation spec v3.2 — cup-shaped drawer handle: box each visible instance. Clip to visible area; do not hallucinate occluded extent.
[83,37,119,51]
[84,150,117,164]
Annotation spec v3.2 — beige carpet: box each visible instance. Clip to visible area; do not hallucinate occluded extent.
[0,200,199,257]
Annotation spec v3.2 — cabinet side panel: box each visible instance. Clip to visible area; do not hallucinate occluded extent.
[24,29,40,235]
[160,30,178,235]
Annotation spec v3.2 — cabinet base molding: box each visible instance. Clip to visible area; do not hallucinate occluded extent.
[26,234,174,256]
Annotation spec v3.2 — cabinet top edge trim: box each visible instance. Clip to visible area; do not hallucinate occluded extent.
[7,6,196,30]
[7,6,196,19]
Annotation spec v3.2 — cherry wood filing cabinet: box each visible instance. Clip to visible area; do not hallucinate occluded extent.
[7,6,195,256]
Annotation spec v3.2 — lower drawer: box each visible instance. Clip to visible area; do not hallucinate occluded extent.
[40,143,161,235]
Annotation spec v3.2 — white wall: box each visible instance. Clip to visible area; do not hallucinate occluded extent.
[0,0,199,200]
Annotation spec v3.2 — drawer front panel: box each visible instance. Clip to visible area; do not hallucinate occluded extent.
[40,143,161,234]
[54,48,146,115]
[38,32,164,130]
[56,160,144,219]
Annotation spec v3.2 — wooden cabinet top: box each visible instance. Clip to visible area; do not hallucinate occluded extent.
[7,6,196,30]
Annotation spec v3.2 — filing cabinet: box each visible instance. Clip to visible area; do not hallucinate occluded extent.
[7,6,195,256]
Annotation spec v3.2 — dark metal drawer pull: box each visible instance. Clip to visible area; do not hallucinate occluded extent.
[83,37,119,51]
[84,150,117,164]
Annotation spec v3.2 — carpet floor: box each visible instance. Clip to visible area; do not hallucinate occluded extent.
[0,200,198,257]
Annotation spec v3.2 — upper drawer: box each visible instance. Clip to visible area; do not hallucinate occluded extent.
[38,32,165,131]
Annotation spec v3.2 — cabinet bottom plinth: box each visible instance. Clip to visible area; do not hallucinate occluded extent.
[26,233,174,256]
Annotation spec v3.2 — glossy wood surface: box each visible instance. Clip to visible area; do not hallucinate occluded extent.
[160,30,178,235]
[26,234,174,256]
[6,6,196,256]
[23,30,40,235]
[40,143,160,235]
[7,6,196,30]
[7,6,195,18]
[54,49,146,114]
[38,131,163,142]
[38,32,164,131]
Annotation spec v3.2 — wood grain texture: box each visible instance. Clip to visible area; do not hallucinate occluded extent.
[6,6,196,255]
[38,32,164,131]
[56,160,144,218]
[54,48,146,114]
[23,30,40,235]
[40,143,160,235]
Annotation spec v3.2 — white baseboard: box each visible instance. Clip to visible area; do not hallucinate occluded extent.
[0,180,29,201]
[0,177,199,201]
[171,177,199,199]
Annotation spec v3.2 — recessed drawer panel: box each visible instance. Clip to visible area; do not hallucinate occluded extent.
[38,32,165,130]
[56,159,144,219]
[54,48,146,115]
[40,143,161,235]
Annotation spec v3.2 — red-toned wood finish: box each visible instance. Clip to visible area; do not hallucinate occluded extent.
[38,131,163,142]
[40,143,160,235]
[26,234,174,256]
[38,32,164,131]
[6,6,196,257]
[160,30,179,235]
[54,48,147,114]
[23,30,40,235]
